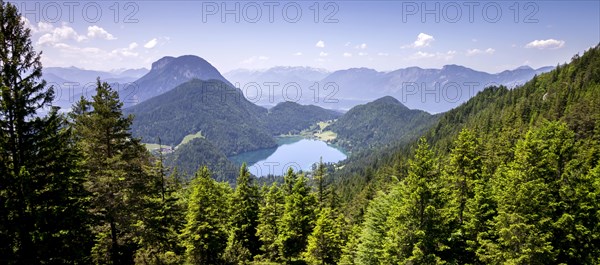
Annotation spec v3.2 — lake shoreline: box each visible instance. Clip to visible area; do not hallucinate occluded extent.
[228,135,348,177]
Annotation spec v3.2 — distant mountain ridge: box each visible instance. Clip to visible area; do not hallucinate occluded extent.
[320,64,554,113]
[226,64,554,113]
[45,66,149,84]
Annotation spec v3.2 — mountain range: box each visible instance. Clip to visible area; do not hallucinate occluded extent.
[224,64,553,113]
[47,55,553,114]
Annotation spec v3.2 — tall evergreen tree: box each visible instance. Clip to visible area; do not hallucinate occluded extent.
[303,207,345,265]
[279,171,317,262]
[225,163,262,263]
[314,158,327,209]
[134,155,185,265]
[0,2,91,263]
[71,79,153,264]
[445,129,483,263]
[383,137,450,264]
[181,167,230,265]
[256,183,285,262]
[354,189,399,265]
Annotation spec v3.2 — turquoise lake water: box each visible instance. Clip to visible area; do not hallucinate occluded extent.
[229,136,347,177]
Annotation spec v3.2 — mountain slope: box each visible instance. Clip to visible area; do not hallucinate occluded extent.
[126,79,275,156]
[328,96,438,151]
[130,55,231,104]
[335,45,600,224]
[265,101,342,135]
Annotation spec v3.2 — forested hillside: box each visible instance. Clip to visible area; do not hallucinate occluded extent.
[126,79,277,156]
[328,96,438,152]
[265,101,342,135]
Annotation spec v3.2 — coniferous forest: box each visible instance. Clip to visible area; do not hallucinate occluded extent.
[1,2,600,264]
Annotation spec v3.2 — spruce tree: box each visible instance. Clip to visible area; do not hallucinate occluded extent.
[279,170,317,262]
[181,167,230,265]
[225,163,261,263]
[71,79,153,264]
[256,183,284,262]
[383,137,450,264]
[303,207,345,265]
[355,189,398,265]
[0,2,91,263]
[134,156,185,264]
[445,129,483,263]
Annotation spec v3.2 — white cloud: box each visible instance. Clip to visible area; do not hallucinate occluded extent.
[358,52,368,56]
[37,24,86,46]
[355,43,367,49]
[129,42,138,49]
[315,40,325,48]
[525,39,565,49]
[319,51,328,57]
[411,33,434,48]
[343,52,352,57]
[258,56,269,60]
[344,42,351,47]
[466,48,495,56]
[87,26,116,40]
[144,38,158,49]
[377,52,389,56]
[43,42,143,70]
[293,52,303,56]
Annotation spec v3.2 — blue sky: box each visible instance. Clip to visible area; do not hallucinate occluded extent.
[12,0,600,73]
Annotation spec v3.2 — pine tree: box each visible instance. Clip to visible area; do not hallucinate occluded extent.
[134,155,185,265]
[355,189,399,265]
[303,207,345,265]
[279,170,317,262]
[256,183,284,262]
[445,129,483,263]
[181,167,230,265]
[71,79,153,264]
[314,158,327,209]
[0,2,91,263]
[283,167,298,195]
[382,137,450,264]
[225,163,261,263]
[488,121,599,264]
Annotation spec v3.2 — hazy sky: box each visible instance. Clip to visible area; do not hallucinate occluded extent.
[12,0,600,73]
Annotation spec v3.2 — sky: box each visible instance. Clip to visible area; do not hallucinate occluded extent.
[11,0,600,74]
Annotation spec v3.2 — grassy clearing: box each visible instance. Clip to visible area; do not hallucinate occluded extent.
[143,143,172,152]
[314,130,337,141]
[177,131,204,148]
